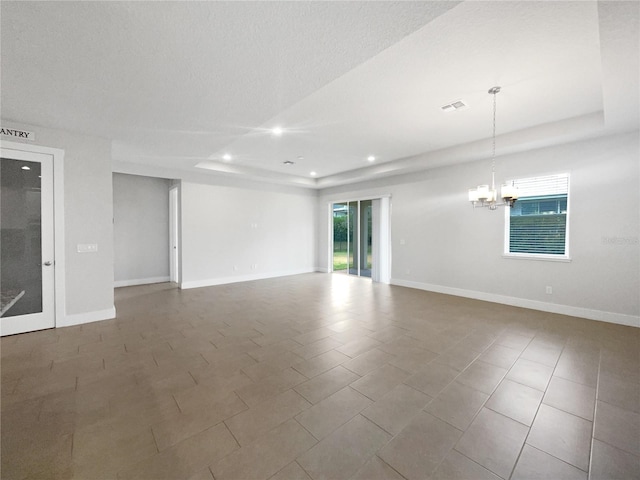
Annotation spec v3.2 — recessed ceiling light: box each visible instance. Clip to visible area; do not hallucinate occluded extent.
[297,156,304,160]
[21,166,30,170]
[222,154,232,161]
[272,126,283,136]
[283,160,294,165]
[310,171,317,176]
[367,156,376,162]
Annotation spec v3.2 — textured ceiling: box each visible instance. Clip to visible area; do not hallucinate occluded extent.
[1,1,638,188]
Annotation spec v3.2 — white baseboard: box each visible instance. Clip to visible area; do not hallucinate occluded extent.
[315,267,329,273]
[181,268,316,290]
[59,306,116,328]
[391,279,639,328]
[114,276,170,288]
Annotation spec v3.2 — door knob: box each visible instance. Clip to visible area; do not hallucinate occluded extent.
[43,261,53,266]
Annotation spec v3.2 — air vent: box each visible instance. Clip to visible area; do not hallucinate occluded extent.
[441,100,467,112]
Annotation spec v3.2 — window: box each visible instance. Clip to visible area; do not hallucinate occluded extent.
[505,173,569,259]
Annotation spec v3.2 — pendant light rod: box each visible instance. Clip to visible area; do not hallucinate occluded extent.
[490,86,499,191]
[490,86,499,177]
[467,86,519,209]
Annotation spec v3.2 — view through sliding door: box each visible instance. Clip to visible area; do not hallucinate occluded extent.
[332,199,373,278]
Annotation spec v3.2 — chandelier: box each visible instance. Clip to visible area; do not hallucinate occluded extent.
[468,86,518,210]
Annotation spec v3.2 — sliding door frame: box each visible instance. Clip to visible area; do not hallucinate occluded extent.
[329,195,391,283]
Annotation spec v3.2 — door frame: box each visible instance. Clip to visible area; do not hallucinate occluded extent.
[169,184,180,284]
[329,195,391,283]
[1,140,65,333]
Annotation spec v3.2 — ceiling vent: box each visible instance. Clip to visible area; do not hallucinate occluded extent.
[441,100,467,112]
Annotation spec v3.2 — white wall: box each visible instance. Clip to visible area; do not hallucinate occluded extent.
[1,119,115,322]
[180,181,317,288]
[113,173,170,286]
[318,131,640,326]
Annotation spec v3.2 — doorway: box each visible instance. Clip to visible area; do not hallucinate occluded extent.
[1,146,60,335]
[331,197,390,282]
[169,186,179,284]
[332,200,371,277]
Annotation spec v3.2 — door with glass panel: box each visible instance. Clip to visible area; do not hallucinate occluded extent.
[332,200,373,278]
[1,148,55,335]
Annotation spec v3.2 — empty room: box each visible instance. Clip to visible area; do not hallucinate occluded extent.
[1,1,638,479]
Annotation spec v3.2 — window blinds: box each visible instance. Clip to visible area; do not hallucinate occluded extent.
[511,173,569,197]
[508,173,569,255]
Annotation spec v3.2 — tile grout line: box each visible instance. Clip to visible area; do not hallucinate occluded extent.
[221,420,243,451]
[374,453,410,480]
[587,347,602,480]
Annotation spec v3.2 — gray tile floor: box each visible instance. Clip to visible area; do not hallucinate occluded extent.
[2,273,639,479]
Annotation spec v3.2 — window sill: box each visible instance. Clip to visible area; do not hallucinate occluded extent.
[502,253,572,263]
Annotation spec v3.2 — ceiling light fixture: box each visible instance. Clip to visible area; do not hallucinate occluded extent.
[21,166,30,170]
[272,126,283,136]
[283,160,294,165]
[310,171,317,176]
[367,155,376,162]
[468,86,518,210]
[222,154,232,161]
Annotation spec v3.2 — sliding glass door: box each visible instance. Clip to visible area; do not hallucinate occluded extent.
[332,202,348,273]
[332,200,372,278]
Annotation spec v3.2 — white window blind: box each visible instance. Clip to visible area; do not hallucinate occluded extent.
[512,173,569,197]
[506,173,570,257]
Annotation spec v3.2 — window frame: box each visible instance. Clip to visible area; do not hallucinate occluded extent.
[503,172,571,262]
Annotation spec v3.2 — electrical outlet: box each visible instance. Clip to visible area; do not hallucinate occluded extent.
[546,286,553,295]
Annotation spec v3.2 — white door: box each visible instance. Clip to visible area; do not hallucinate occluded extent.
[1,148,55,335]
[169,187,179,283]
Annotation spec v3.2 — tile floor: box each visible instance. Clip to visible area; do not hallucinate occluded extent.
[1,273,639,479]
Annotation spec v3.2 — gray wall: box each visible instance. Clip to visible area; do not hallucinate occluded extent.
[113,173,170,285]
[1,119,114,319]
[318,131,640,325]
[3,118,637,328]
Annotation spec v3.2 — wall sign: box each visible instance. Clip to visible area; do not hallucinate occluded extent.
[0,127,36,141]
